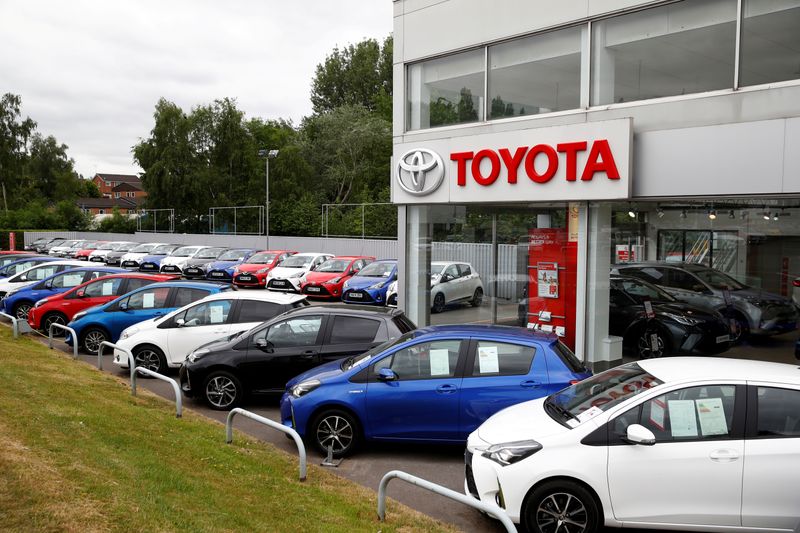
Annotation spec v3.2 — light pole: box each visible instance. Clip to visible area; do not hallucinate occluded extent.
[258,148,279,246]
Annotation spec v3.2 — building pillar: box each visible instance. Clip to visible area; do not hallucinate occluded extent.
[402,205,431,327]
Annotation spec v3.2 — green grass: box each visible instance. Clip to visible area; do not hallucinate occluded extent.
[0,328,454,532]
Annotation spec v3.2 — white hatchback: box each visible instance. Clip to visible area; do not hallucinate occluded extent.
[430,261,483,313]
[113,291,308,373]
[266,252,332,292]
[466,357,800,532]
[0,260,88,299]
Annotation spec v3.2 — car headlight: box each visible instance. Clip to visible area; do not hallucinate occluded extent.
[289,271,304,279]
[481,440,542,466]
[290,379,321,398]
[324,277,341,285]
[257,267,270,274]
[72,311,87,321]
[120,326,139,340]
[35,298,49,308]
[187,348,210,363]
[663,312,701,326]
[369,282,386,290]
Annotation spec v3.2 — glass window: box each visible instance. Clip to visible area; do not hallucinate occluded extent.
[26,265,59,281]
[665,269,705,292]
[329,316,381,344]
[51,272,86,288]
[173,288,210,308]
[740,1,800,87]
[443,264,459,280]
[125,287,170,310]
[471,341,535,376]
[407,48,485,130]
[756,387,800,437]
[260,316,323,349]
[591,0,737,105]
[246,252,277,264]
[83,278,123,297]
[489,25,583,118]
[458,264,472,276]
[637,385,736,442]
[179,300,232,327]
[236,300,282,323]
[316,259,351,273]
[374,340,462,380]
[124,278,156,293]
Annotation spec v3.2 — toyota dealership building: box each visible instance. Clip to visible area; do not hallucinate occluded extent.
[391,0,800,369]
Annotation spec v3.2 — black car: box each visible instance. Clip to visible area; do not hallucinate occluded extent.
[610,275,732,358]
[181,248,230,279]
[104,242,140,266]
[180,304,417,410]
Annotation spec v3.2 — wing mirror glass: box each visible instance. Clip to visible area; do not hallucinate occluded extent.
[119,301,129,311]
[377,367,398,382]
[625,424,656,446]
[76,289,86,298]
[176,318,186,327]
[255,337,274,353]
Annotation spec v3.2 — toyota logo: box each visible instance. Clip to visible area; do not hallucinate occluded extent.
[396,148,444,196]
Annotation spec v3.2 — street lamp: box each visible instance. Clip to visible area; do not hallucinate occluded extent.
[257,149,279,245]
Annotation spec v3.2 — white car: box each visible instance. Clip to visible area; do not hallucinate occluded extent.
[386,280,398,307]
[48,240,83,257]
[266,252,333,292]
[119,242,169,269]
[88,241,137,263]
[113,291,308,373]
[430,261,483,313]
[158,245,220,274]
[0,260,88,300]
[466,357,800,532]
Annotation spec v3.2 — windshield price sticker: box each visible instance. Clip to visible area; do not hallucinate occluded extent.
[477,345,499,374]
[429,349,450,376]
[576,406,603,423]
[643,299,655,319]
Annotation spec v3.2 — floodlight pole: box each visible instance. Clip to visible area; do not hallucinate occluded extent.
[259,149,279,247]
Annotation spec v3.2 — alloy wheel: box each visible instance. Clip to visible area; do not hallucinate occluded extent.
[83,330,108,354]
[637,330,665,358]
[205,375,239,409]
[536,492,588,533]
[134,348,163,373]
[316,414,354,455]
[14,303,32,320]
[43,313,67,336]
[433,293,445,313]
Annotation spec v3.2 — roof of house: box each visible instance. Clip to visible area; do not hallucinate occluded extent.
[75,197,139,209]
[93,173,141,184]
[111,182,144,192]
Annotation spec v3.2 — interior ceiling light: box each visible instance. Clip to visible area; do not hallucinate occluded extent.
[657,208,665,218]
[764,212,771,220]
[628,207,636,218]
[708,209,717,220]
[773,212,779,221]
[728,210,735,219]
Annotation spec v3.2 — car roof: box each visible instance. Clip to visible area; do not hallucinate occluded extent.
[281,303,406,318]
[410,324,558,343]
[370,259,397,263]
[291,252,329,257]
[200,291,306,304]
[615,262,709,272]
[129,280,229,290]
[639,357,800,386]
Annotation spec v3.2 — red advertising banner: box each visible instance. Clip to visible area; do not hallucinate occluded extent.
[8,232,15,251]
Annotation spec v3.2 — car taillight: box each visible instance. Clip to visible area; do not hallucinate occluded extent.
[793,279,800,287]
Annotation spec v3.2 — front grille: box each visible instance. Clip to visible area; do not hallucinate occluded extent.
[89,257,103,262]
[183,267,203,276]
[465,450,479,498]
[139,263,159,271]
[303,285,331,297]
[344,290,373,303]
[268,279,292,290]
[161,265,181,273]
[207,270,231,280]
[122,261,138,268]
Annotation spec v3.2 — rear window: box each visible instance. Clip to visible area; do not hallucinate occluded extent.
[329,316,382,344]
[553,341,587,373]
[237,300,283,323]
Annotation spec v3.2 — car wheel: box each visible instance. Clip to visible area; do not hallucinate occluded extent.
[311,409,361,458]
[636,327,668,359]
[522,480,599,533]
[432,293,446,314]
[202,371,242,410]
[133,345,167,374]
[82,327,110,355]
[42,312,68,336]
[471,287,484,307]
[13,301,33,320]
[729,313,750,343]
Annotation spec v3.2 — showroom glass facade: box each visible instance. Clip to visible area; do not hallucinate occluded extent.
[405,0,800,131]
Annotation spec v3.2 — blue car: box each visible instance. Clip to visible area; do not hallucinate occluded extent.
[205,249,257,282]
[136,244,182,273]
[66,280,233,355]
[341,259,396,305]
[0,256,59,279]
[280,325,591,457]
[2,266,126,319]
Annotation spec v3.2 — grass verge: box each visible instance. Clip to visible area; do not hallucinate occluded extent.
[0,327,454,532]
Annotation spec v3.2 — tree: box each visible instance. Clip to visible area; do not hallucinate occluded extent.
[95,207,136,233]
[310,36,393,121]
[0,93,36,210]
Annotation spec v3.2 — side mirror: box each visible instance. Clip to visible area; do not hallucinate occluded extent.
[441,274,452,283]
[119,302,129,311]
[45,281,53,289]
[255,338,274,353]
[377,367,398,382]
[625,424,656,446]
[176,318,186,327]
[76,289,86,298]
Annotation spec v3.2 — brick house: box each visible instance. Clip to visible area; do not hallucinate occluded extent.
[91,173,147,200]
[76,197,139,217]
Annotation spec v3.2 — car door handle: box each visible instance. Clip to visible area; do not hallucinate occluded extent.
[709,449,740,463]
[520,380,541,388]
[436,384,457,394]
[299,351,316,359]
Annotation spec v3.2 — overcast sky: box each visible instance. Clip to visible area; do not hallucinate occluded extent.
[0,0,393,179]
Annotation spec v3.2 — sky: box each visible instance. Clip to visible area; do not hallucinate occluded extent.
[0,0,393,179]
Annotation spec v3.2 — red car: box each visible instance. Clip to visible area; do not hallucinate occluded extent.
[300,256,374,300]
[73,241,107,261]
[232,250,296,288]
[27,273,176,333]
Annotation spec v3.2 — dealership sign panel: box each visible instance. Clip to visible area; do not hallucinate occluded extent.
[393,118,632,204]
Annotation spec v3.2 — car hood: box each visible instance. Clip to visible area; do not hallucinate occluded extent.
[476,397,570,444]
[269,266,309,279]
[0,279,36,293]
[730,287,794,306]
[89,250,112,257]
[651,301,724,321]
[236,263,272,273]
[184,258,218,269]
[304,271,345,283]
[345,276,391,290]
[207,260,241,271]
[139,254,169,264]
[285,358,345,389]
[160,256,193,267]
[120,252,150,261]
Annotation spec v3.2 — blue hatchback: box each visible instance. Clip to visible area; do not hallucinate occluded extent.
[66,281,232,354]
[205,249,256,282]
[0,256,59,279]
[341,259,396,305]
[280,325,591,457]
[2,266,126,319]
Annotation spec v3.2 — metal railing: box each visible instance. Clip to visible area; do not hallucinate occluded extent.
[99,341,135,393]
[0,311,21,338]
[131,367,183,418]
[377,470,516,533]
[225,408,306,481]
[48,323,79,358]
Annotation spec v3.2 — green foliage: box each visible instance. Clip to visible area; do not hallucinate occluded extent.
[95,207,136,233]
[0,199,91,230]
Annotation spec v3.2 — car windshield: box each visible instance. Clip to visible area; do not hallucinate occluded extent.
[81,242,99,249]
[218,250,248,261]
[70,241,87,249]
[431,263,448,277]
[281,255,313,268]
[130,244,155,253]
[97,243,115,250]
[246,252,277,264]
[357,262,395,277]
[316,259,350,273]
[692,268,746,291]
[112,242,135,251]
[341,330,420,371]
[546,363,662,427]
[614,278,676,303]
[151,245,177,255]
[172,246,199,257]
[59,240,78,248]
[197,247,225,259]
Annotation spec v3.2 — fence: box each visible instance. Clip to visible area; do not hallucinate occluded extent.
[432,242,521,300]
[320,203,397,239]
[48,323,78,358]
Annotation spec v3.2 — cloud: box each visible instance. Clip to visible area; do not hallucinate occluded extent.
[0,0,392,178]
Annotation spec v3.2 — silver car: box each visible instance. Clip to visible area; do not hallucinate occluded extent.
[430,261,483,313]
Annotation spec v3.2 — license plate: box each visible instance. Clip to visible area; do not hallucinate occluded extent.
[306,286,321,293]
[163,266,177,272]
[273,280,287,286]
[210,272,224,277]
[123,262,136,267]
[185,269,199,275]
[239,275,253,281]
[349,292,363,299]
[716,335,730,343]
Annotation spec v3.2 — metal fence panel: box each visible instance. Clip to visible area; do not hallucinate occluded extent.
[432,242,517,300]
